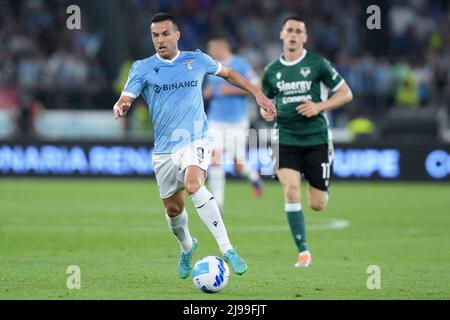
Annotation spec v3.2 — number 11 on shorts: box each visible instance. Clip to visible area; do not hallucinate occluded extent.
[321,162,331,179]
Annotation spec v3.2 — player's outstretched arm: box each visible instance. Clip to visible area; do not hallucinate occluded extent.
[219,82,259,97]
[217,65,276,115]
[113,95,135,120]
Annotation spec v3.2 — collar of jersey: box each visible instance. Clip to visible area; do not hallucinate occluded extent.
[279,49,307,66]
[156,50,181,63]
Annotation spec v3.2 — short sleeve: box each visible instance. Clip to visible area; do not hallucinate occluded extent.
[320,58,345,92]
[121,61,144,98]
[201,53,222,75]
[262,68,275,99]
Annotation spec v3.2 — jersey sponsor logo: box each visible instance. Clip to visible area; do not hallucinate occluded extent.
[300,67,311,78]
[182,61,194,70]
[276,80,312,95]
[282,95,312,104]
[154,80,200,93]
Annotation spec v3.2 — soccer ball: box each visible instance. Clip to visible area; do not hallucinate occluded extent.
[192,256,230,293]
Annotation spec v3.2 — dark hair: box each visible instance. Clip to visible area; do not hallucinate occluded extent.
[282,15,305,26]
[151,12,178,29]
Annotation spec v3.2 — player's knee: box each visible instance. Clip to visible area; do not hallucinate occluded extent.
[309,199,326,211]
[165,205,183,217]
[284,185,300,202]
[185,180,202,195]
[310,203,324,211]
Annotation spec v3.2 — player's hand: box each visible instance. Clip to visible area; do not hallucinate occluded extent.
[113,102,131,120]
[255,91,277,116]
[260,108,275,122]
[296,100,322,118]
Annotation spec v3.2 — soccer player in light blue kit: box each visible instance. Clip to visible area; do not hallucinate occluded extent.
[204,36,264,214]
[113,13,276,279]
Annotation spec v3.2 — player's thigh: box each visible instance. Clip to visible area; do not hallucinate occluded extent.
[230,127,248,166]
[180,140,211,195]
[302,144,331,211]
[211,147,223,166]
[229,120,249,165]
[272,144,303,202]
[302,144,331,191]
[212,119,248,166]
[208,121,225,164]
[276,168,301,202]
[153,153,185,200]
[162,189,186,217]
[233,142,246,174]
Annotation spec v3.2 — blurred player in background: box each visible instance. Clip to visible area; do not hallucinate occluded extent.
[261,16,353,267]
[113,13,276,278]
[203,36,264,214]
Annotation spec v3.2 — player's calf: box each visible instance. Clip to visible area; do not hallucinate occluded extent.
[283,186,301,203]
[163,190,185,217]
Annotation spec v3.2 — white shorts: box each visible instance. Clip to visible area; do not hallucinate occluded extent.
[208,120,249,163]
[152,139,212,199]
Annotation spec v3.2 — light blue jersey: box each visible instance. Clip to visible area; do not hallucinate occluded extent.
[122,50,222,153]
[207,55,258,123]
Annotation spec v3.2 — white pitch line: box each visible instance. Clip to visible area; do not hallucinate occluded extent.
[0,217,350,233]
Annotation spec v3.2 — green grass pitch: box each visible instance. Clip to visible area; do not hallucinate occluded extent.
[1,179,449,299]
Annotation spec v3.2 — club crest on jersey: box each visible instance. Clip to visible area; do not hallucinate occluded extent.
[182,61,194,70]
[276,72,282,80]
[300,67,311,78]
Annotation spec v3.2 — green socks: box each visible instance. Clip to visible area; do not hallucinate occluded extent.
[285,203,308,253]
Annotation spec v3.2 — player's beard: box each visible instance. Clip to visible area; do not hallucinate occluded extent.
[159,49,172,60]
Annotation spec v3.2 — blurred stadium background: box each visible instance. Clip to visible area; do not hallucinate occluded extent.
[1,0,449,300]
[0,0,449,179]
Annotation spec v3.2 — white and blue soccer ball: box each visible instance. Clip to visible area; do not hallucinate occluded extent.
[192,256,230,293]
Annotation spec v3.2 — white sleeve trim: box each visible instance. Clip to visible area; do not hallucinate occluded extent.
[331,79,345,92]
[214,62,223,75]
[121,91,137,99]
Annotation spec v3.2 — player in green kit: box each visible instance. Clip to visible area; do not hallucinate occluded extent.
[261,16,353,267]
